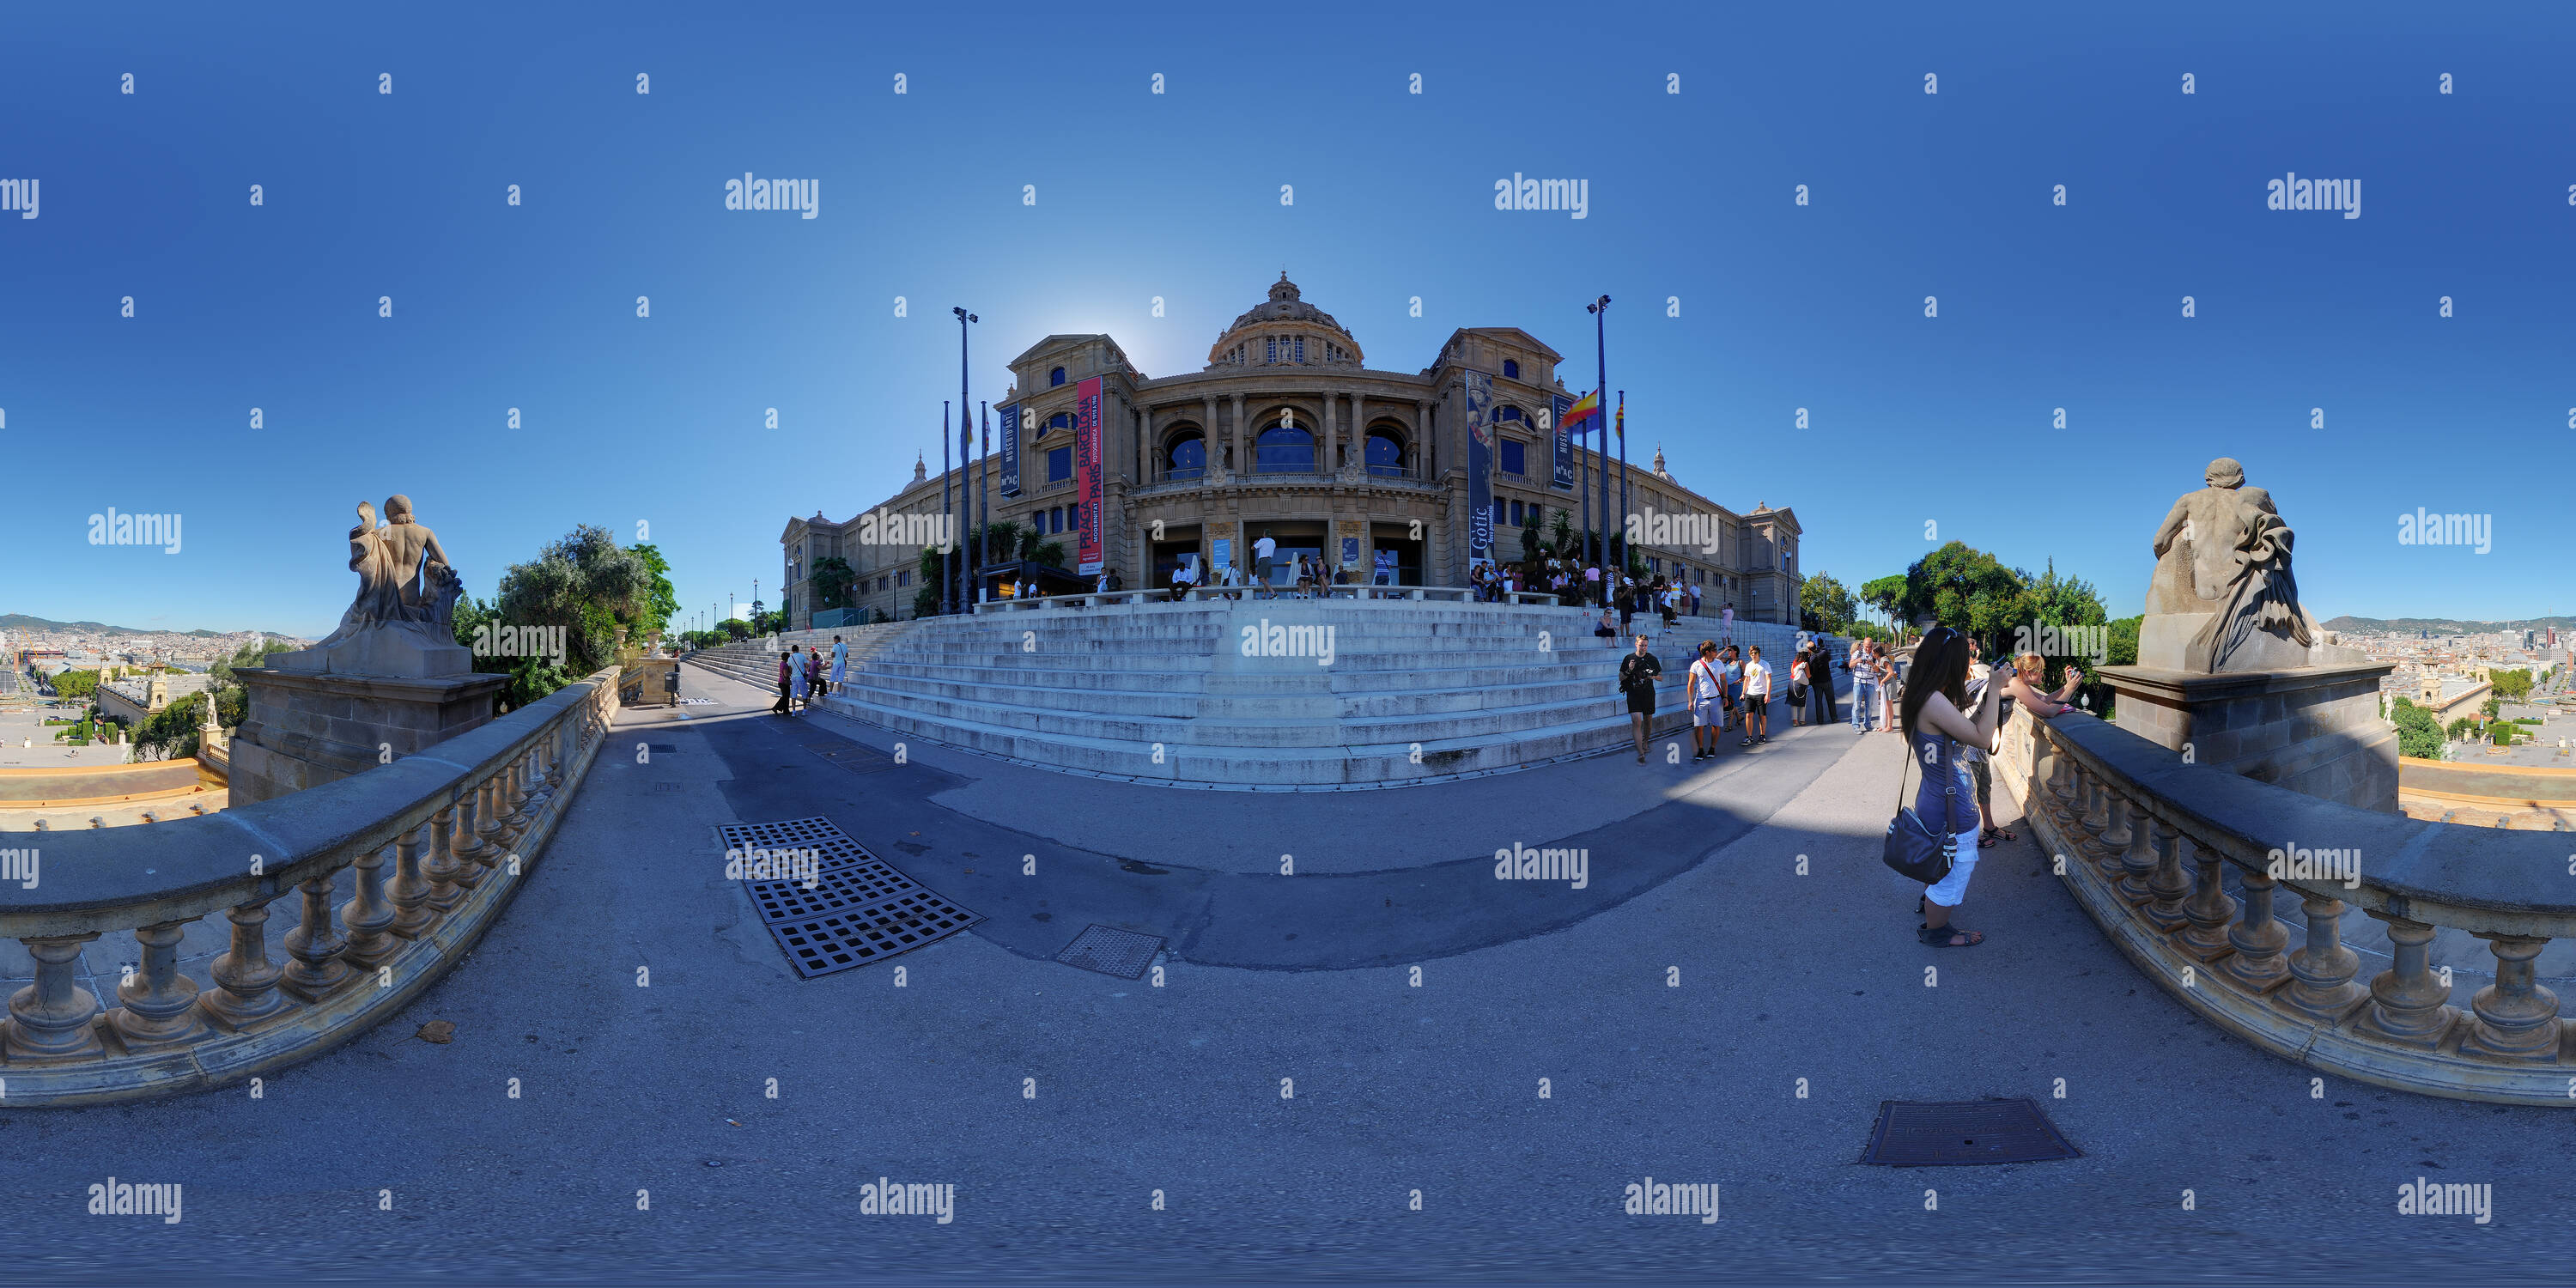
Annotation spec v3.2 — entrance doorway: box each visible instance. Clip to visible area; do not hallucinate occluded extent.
[1246,522,1327,591]
[1369,523,1424,587]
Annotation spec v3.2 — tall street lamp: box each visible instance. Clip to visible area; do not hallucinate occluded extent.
[953,307,978,615]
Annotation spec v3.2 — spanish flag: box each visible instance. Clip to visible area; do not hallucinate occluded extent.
[1563,389,1602,431]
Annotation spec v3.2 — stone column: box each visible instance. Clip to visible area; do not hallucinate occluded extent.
[2283,892,2366,1018]
[2362,913,2455,1046]
[1321,390,1335,471]
[1202,395,1221,476]
[1413,400,1430,479]
[2222,869,2292,992]
[2464,934,2561,1058]
[1230,393,1247,478]
[1349,391,1364,475]
[339,841,399,971]
[281,872,350,1001]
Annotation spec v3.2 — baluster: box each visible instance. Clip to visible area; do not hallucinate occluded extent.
[2096,790,2134,881]
[2145,818,2192,929]
[389,823,434,939]
[111,920,207,1048]
[449,793,489,887]
[5,933,105,1059]
[2463,934,2561,1059]
[424,805,465,908]
[338,841,398,971]
[544,721,568,790]
[200,900,287,1029]
[2362,913,2457,1047]
[2221,869,2292,993]
[508,748,537,826]
[2177,833,2239,958]
[2080,766,2111,836]
[2117,800,2160,902]
[2046,735,2076,802]
[472,769,507,857]
[280,871,350,1001]
[2282,892,2366,1019]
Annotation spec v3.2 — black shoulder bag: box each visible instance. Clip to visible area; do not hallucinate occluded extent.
[1880,730,1958,885]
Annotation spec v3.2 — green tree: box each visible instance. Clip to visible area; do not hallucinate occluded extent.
[2488,669,2532,702]
[2105,616,2142,667]
[455,524,654,708]
[809,556,856,611]
[1520,507,1551,562]
[2394,701,2444,759]
[1800,572,1858,634]
[51,670,99,701]
[627,544,682,635]
[1860,574,1907,626]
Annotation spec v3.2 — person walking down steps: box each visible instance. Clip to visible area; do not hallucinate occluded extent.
[1619,634,1663,765]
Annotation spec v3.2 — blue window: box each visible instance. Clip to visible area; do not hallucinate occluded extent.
[1500,439,1526,476]
[1503,359,1519,380]
[1510,500,1524,526]
[1265,337,1277,364]
[1365,433,1405,477]
[1047,446,1072,483]
[1294,336,1305,363]
[1049,367,1066,387]
[1044,412,1067,438]
[1255,423,1314,471]
[1167,434,1205,480]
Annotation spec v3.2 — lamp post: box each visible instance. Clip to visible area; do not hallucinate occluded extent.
[953,307,978,615]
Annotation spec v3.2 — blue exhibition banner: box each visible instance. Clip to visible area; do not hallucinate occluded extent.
[998,402,1021,498]
[1550,392,1574,491]
[1464,372,1495,568]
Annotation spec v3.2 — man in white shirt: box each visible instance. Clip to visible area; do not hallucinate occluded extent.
[1253,532,1278,600]
[1739,645,1773,746]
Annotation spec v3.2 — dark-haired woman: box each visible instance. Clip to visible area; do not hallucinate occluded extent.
[1901,627,2007,948]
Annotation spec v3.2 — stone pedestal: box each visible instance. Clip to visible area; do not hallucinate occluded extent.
[2101,660,2399,813]
[226,669,509,805]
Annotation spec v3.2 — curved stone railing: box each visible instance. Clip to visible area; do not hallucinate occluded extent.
[1993,705,2575,1104]
[0,669,620,1106]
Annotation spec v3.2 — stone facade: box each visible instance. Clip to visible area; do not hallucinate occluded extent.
[781,276,1804,628]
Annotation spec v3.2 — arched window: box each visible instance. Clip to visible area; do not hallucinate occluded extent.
[1048,367,1066,387]
[1255,422,1315,472]
[1165,430,1206,480]
[1502,359,1520,380]
[1498,406,1522,422]
[1044,412,1067,437]
[1365,431,1406,478]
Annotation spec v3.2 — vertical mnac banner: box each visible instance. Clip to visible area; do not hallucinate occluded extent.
[1464,371,1495,571]
[1075,378,1104,576]
[997,401,1021,498]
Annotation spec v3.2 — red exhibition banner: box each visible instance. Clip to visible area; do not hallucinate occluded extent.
[1074,376,1104,576]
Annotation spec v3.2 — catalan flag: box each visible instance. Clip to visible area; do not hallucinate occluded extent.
[1563,389,1602,431]
[1614,400,1625,440]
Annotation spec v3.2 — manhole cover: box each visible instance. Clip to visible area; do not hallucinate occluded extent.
[722,818,979,978]
[1054,925,1164,979]
[1859,1099,2081,1167]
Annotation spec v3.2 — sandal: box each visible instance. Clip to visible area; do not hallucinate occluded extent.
[1917,922,1984,948]
[1996,828,2017,841]
[1978,831,2000,849]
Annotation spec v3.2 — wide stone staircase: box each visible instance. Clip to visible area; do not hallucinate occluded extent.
[685,600,1824,787]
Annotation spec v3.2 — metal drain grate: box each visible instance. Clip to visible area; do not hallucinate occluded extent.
[1859,1099,2081,1167]
[770,894,981,978]
[724,817,979,978]
[744,857,939,925]
[1054,925,1165,979]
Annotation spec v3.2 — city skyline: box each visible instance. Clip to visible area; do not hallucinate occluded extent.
[5,4,2573,636]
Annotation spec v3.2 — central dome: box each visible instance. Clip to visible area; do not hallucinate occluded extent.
[1207,272,1363,368]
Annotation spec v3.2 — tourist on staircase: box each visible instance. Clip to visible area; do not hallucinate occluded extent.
[1619,634,1663,765]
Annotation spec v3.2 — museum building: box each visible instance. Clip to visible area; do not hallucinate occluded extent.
[780,276,1802,628]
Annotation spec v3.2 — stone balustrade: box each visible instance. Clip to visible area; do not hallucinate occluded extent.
[0,668,620,1106]
[1993,703,2576,1103]
[971,585,1564,612]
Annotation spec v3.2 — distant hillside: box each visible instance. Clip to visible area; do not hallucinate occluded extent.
[2324,615,2575,636]
[0,612,304,640]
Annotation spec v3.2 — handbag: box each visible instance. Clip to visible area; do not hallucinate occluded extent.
[1881,731,1958,885]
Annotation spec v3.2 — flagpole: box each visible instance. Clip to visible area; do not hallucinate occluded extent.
[940,401,954,616]
[1587,295,1610,608]
[1616,390,1629,586]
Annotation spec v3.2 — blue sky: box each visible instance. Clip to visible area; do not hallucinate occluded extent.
[3,1,2569,638]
